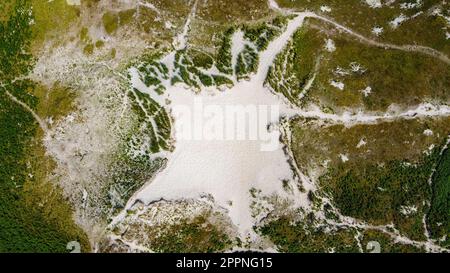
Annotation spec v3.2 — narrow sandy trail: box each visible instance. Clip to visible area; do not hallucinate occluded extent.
[286,103,450,126]
[1,85,48,132]
[174,0,199,50]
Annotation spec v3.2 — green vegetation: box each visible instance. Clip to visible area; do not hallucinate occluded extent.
[258,216,359,253]
[128,88,172,154]
[190,0,272,50]
[118,9,136,26]
[290,117,450,171]
[320,152,440,241]
[143,215,232,253]
[0,1,14,21]
[276,0,450,55]
[135,53,169,94]
[0,1,33,82]
[189,49,214,69]
[171,49,233,89]
[103,153,166,216]
[0,0,89,252]
[319,35,449,111]
[242,16,288,51]
[30,0,80,50]
[115,212,233,253]
[235,45,258,80]
[83,43,94,55]
[216,27,234,74]
[32,83,77,122]
[427,146,450,246]
[267,18,450,111]
[266,25,322,106]
[290,117,450,241]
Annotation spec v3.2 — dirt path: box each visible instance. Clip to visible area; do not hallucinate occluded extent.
[4,89,48,132]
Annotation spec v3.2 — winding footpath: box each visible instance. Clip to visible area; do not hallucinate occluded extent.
[1,83,48,132]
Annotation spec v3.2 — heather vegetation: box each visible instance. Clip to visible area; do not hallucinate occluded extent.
[0,0,88,252]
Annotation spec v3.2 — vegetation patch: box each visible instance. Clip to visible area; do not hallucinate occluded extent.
[137,214,232,253]
[266,25,323,106]
[258,216,359,253]
[319,151,440,241]
[427,146,450,246]
[0,0,89,252]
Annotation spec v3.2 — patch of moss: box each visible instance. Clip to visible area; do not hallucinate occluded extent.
[31,83,77,122]
[427,146,450,246]
[95,40,104,48]
[30,0,80,49]
[102,11,118,35]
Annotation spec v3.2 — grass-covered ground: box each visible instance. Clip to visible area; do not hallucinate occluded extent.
[102,201,235,253]
[2,0,448,253]
[290,117,450,172]
[267,19,450,112]
[276,0,450,55]
[320,155,435,241]
[0,0,89,252]
[427,146,450,247]
[190,0,273,52]
[288,116,450,243]
[258,216,360,252]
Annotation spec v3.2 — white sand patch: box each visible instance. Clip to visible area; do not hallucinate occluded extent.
[125,13,313,239]
[320,6,332,13]
[361,86,372,97]
[356,138,367,148]
[339,154,349,162]
[350,62,366,73]
[330,80,345,90]
[173,0,198,50]
[131,77,296,240]
[411,11,423,19]
[372,26,384,36]
[364,0,382,8]
[390,14,409,29]
[165,21,174,29]
[400,0,422,9]
[66,0,81,5]
[137,0,160,14]
[324,38,336,52]
[400,205,417,216]
[423,129,433,136]
[268,0,282,12]
[334,67,350,76]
